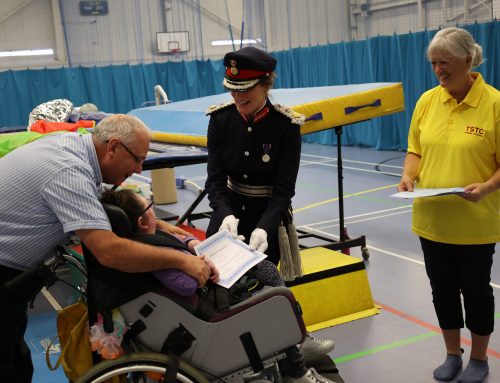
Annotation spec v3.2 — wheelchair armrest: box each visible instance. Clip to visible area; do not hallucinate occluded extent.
[209,286,307,338]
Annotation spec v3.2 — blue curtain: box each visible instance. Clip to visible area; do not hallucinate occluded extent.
[299,21,499,150]
[1,21,498,150]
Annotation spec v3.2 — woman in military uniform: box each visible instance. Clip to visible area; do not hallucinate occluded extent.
[205,46,303,266]
[204,46,337,383]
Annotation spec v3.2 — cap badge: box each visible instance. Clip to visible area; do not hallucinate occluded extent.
[229,59,239,76]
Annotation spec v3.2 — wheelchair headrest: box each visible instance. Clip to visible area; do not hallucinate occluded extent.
[102,202,132,238]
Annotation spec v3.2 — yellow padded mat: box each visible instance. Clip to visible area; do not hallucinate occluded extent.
[130,82,405,147]
[287,247,379,332]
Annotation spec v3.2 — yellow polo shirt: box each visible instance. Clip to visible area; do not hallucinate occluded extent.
[408,72,500,244]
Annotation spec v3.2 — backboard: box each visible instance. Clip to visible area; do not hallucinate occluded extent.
[156,31,190,54]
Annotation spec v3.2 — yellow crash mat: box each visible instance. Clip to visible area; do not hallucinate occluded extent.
[130,82,404,147]
[286,247,379,332]
[296,83,404,135]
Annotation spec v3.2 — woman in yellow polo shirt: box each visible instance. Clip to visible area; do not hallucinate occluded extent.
[399,27,499,383]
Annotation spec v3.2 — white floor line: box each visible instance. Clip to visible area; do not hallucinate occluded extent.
[314,209,412,229]
[367,244,426,266]
[300,158,337,166]
[368,244,500,289]
[299,225,500,289]
[299,160,402,177]
[186,175,207,182]
[301,153,404,169]
[301,205,413,227]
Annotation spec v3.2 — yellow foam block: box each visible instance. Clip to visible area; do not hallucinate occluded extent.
[296,83,405,135]
[148,83,404,147]
[151,132,207,147]
[287,247,379,331]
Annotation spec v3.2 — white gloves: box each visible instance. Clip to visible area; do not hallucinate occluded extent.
[219,216,266,250]
[249,228,268,253]
[219,215,245,240]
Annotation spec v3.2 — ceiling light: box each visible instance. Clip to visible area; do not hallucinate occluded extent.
[211,38,261,46]
[0,49,54,58]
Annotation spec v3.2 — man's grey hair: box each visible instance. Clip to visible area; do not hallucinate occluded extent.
[93,114,152,145]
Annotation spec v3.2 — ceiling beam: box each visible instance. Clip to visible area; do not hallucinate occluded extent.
[0,0,35,25]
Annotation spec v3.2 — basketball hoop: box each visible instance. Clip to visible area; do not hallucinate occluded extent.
[156,32,189,55]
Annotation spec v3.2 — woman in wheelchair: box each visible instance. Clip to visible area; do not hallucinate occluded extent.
[101,189,218,296]
[100,189,336,383]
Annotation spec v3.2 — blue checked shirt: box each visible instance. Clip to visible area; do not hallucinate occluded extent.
[0,132,111,270]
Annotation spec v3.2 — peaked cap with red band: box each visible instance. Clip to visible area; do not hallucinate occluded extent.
[223,47,277,91]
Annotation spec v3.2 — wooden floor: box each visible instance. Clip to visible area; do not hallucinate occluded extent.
[27,143,499,383]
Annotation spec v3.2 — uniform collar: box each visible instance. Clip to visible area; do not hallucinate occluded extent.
[439,72,484,107]
[239,98,271,123]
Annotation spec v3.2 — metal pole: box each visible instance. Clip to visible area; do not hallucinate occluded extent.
[335,126,346,241]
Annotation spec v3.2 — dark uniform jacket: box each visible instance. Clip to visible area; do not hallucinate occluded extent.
[205,98,304,264]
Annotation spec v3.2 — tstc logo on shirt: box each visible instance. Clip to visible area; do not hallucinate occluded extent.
[464,126,485,137]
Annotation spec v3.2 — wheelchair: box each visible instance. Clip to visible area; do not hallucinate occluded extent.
[75,203,308,383]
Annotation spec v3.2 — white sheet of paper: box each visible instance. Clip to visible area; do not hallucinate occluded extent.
[194,230,267,289]
[391,187,465,199]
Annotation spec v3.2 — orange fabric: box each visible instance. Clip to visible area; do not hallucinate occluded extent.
[178,224,206,240]
[30,120,95,134]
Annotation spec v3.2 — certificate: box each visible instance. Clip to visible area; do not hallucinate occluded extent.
[391,187,465,199]
[194,230,267,289]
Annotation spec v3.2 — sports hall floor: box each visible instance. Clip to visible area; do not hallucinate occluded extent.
[27,142,499,382]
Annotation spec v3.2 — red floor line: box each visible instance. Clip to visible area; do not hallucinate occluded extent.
[374,300,500,359]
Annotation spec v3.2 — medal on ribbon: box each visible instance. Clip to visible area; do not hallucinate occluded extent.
[262,144,271,163]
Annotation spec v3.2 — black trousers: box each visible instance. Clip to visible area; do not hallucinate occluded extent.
[280,346,307,377]
[0,265,34,383]
[420,237,495,336]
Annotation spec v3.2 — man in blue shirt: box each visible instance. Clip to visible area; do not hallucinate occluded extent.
[0,114,213,382]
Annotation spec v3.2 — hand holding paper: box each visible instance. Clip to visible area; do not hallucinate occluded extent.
[194,230,267,289]
[391,187,465,199]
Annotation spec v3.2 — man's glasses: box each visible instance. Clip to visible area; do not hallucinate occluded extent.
[139,200,155,216]
[119,141,144,165]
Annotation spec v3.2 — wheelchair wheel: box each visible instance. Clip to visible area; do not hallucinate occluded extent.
[76,352,209,383]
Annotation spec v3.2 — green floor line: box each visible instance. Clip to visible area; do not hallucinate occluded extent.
[495,312,500,319]
[334,332,438,364]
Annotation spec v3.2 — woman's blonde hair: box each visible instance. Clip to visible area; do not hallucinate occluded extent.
[258,72,277,92]
[427,27,483,68]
